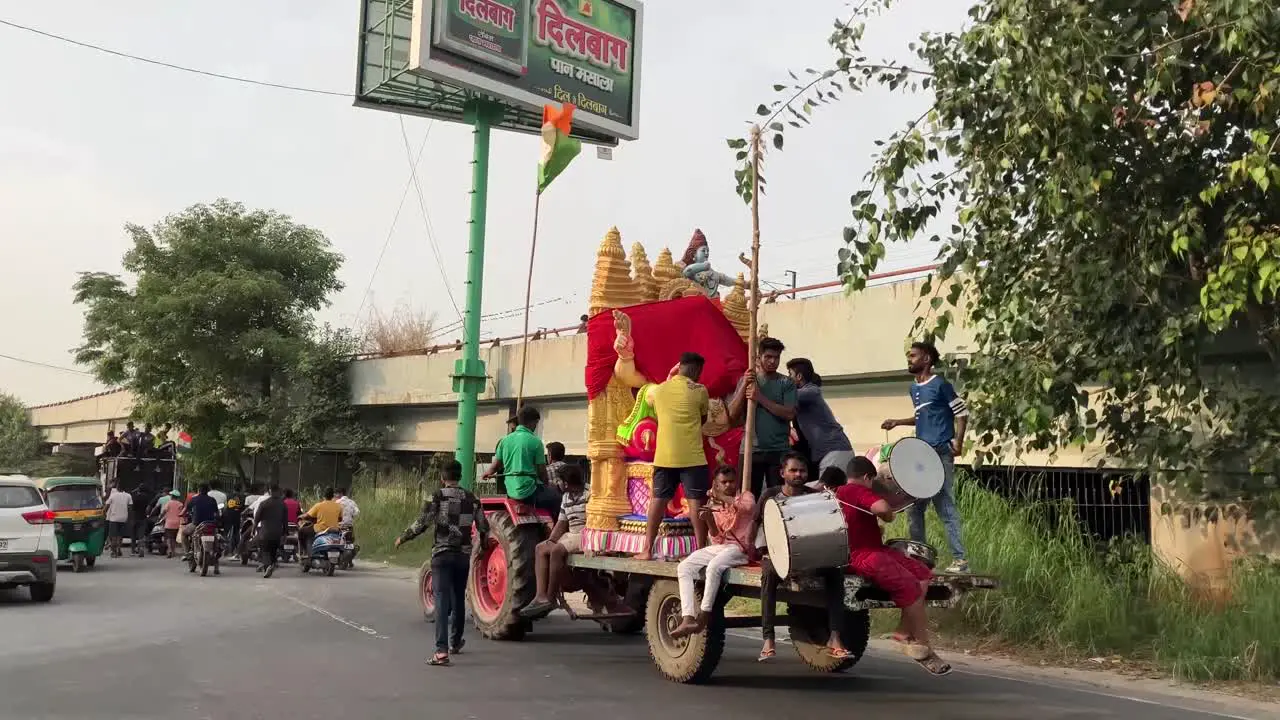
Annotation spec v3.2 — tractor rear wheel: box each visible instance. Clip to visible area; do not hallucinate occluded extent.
[788,606,870,673]
[645,579,725,684]
[467,512,537,641]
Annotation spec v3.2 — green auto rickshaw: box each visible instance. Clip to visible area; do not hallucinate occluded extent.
[35,476,107,572]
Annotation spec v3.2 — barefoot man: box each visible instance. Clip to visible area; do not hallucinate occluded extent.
[670,466,754,637]
[637,352,711,559]
[837,456,951,675]
[520,464,590,619]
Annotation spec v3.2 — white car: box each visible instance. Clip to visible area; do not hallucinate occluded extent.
[0,475,57,602]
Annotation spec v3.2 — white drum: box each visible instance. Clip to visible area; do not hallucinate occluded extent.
[882,437,945,510]
[761,491,848,580]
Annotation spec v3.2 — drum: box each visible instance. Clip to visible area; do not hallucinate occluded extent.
[878,437,945,510]
[886,538,938,569]
[761,491,848,580]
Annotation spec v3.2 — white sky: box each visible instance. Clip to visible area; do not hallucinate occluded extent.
[0,1,966,406]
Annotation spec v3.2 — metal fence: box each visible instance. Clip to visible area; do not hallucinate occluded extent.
[964,464,1152,546]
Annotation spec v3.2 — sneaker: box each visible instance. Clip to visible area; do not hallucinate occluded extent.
[944,559,970,574]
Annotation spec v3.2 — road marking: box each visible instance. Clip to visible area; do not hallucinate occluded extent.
[725,630,1263,720]
[270,588,388,639]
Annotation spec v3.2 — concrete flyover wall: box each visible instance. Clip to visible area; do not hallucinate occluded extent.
[27,389,135,445]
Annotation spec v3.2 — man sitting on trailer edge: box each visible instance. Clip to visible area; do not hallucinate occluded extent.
[837,456,951,676]
[751,452,850,662]
[670,465,754,638]
[520,464,592,619]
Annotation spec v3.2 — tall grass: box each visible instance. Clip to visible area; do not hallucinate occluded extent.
[902,474,1280,683]
[303,469,441,569]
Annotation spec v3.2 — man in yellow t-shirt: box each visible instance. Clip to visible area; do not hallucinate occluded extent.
[298,487,344,556]
[637,352,710,559]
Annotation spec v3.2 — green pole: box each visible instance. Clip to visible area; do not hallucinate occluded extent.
[453,97,499,491]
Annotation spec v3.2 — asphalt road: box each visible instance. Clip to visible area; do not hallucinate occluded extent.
[0,557,1270,720]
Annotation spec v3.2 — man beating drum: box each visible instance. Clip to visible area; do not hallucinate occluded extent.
[882,341,971,575]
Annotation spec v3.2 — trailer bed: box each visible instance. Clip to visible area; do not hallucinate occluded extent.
[567,553,998,612]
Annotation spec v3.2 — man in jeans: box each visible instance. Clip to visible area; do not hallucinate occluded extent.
[484,406,561,522]
[396,460,489,667]
[729,337,798,498]
[882,340,971,573]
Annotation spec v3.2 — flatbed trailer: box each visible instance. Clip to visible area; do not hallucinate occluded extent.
[419,497,998,684]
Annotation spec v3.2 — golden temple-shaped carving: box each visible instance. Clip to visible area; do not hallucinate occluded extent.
[630,242,659,302]
[722,273,750,341]
[588,227,644,317]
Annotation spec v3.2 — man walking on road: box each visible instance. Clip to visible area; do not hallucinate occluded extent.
[103,482,132,558]
[396,460,490,667]
[882,340,971,574]
[254,485,288,578]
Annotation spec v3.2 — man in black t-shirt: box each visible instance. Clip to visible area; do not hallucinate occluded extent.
[254,486,289,578]
[750,451,847,662]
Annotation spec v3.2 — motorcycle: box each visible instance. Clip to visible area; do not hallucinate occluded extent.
[337,523,359,570]
[280,523,299,564]
[237,514,258,566]
[299,529,344,577]
[146,523,169,556]
[187,521,222,577]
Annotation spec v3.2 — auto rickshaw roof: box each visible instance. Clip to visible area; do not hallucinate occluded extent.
[34,476,100,489]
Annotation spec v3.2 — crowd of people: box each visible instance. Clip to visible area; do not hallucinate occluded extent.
[395,337,969,675]
[100,421,177,463]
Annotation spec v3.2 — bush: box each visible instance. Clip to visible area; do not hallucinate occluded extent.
[360,303,436,355]
[901,474,1280,683]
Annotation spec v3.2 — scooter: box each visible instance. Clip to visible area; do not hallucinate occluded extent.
[299,529,344,577]
[337,523,359,570]
[146,523,169,556]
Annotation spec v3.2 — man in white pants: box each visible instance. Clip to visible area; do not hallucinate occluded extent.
[671,466,756,638]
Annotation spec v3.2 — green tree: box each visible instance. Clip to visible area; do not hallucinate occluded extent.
[73,200,377,482]
[732,1,1280,499]
[0,392,40,469]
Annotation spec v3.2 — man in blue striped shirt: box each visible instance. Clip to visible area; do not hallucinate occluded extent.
[882,341,971,573]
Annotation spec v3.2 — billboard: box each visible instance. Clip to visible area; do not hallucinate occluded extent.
[411,0,643,141]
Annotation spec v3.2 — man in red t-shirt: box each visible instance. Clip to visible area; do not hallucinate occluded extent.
[836,456,950,676]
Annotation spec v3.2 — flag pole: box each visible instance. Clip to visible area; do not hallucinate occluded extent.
[515,192,542,413]
[741,125,764,487]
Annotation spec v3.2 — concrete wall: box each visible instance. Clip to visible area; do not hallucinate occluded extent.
[28,390,135,445]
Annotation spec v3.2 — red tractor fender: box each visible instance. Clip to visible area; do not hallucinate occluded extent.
[473,496,554,538]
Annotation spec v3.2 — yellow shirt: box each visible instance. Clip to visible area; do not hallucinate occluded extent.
[307,500,343,533]
[651,375,710,468]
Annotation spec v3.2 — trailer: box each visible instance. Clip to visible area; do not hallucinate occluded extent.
[419,497,998,683]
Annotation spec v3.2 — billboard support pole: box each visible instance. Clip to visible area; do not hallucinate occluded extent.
[453,96,501,491]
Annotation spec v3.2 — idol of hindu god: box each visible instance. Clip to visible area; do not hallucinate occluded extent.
[680,229,735,298]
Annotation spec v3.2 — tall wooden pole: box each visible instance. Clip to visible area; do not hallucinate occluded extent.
[741,126,763,486]
[515,192,543,412]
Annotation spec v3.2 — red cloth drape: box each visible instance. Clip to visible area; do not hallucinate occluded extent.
[585,295,748,400]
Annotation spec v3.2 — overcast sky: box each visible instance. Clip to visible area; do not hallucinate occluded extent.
[0,1,966,406]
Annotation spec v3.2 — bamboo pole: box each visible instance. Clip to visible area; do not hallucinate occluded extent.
[740,126,764,487]
[515,192,543,412]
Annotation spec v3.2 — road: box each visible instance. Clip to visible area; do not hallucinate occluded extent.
[0,557,1270,720]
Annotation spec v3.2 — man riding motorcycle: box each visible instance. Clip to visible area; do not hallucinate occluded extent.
[181,484,221,561]
[296,488,343,560]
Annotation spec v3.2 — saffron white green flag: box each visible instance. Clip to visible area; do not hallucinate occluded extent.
[537,103,582,194]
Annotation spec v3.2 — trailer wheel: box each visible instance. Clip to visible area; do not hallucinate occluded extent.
[419,562,436,623]
[788,606,870,673]
[645,579,725,684]
[600,575,650,635]
[467,512,536,641]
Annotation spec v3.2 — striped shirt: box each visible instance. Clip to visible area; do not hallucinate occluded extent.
[908,374,969,450]
[560,487,590,533]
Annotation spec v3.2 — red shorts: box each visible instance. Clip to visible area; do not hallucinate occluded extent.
[848,547,933,608]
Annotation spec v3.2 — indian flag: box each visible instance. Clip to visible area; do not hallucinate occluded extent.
[537,103,581,195]
[176,431,193,453]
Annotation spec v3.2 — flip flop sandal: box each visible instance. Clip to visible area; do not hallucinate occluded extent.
[904,644,952,676]
[824,647,854,659]
[881,632,914,644]
[757,649,776,662]
[519,601,556,619]
[428,654,451,667]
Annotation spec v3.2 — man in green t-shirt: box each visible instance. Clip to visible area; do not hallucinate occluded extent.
[729,337,798,497]
[482,406,562,521]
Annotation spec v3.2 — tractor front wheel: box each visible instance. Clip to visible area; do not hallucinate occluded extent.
[467,512,537,641]
[419,562,436,623]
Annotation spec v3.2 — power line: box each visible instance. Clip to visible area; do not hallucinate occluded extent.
[0,18,350,98]
[354,122,435,324]
[0,353,93,376]
[398,115,464,323]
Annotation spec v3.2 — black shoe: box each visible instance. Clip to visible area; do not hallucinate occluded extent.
[264,564,276,579]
